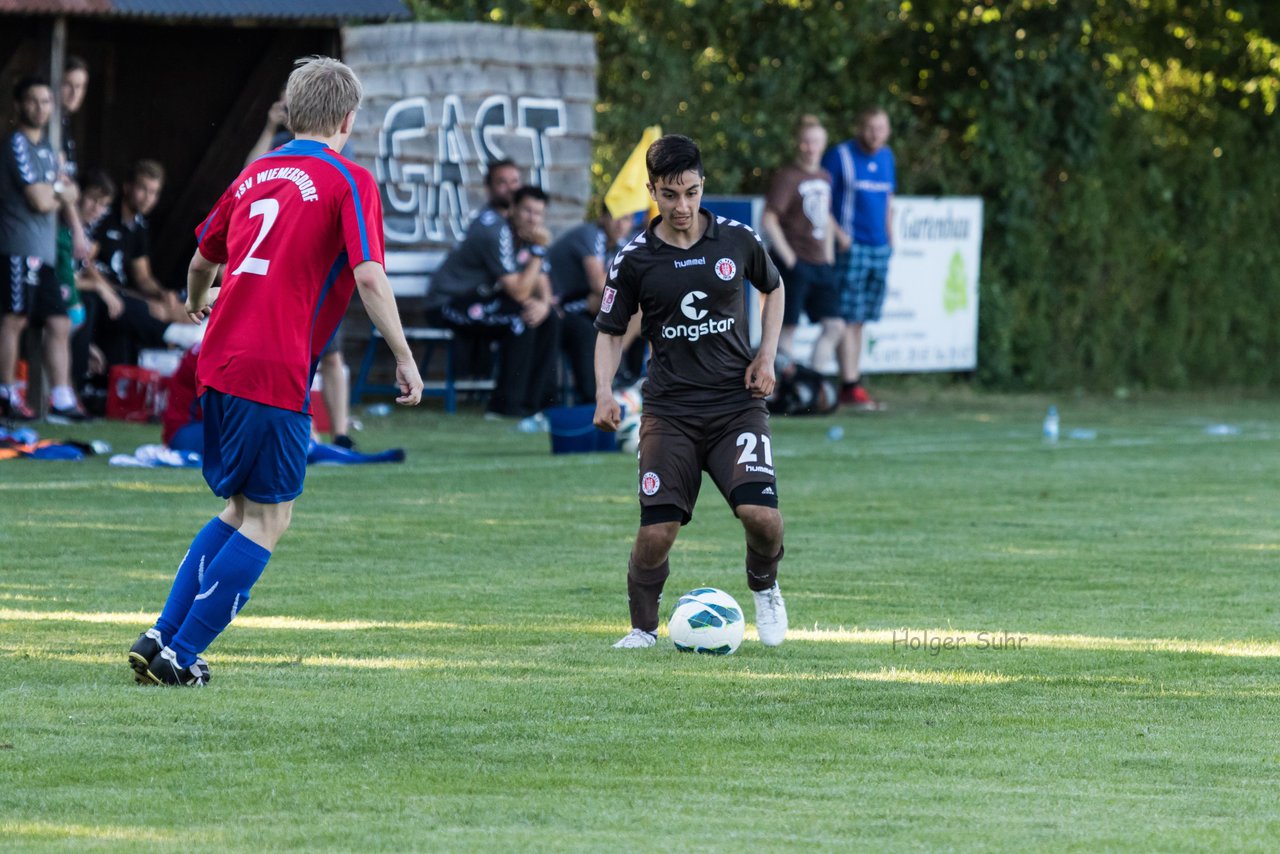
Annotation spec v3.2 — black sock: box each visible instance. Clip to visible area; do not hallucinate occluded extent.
[746,544,784,592]
[842,379,861,392]
[626,558,670,633]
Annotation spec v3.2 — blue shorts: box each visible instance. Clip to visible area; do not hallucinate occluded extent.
[169,421,203,454]
[836,243,893,323]
[772,256,841,326]
[201,389,311,504]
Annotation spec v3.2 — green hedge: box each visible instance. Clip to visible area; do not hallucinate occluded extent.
[410,0,1280,389]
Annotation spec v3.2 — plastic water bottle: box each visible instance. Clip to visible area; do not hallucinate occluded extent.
[516,412,549,433]
[1042,405,1059,444]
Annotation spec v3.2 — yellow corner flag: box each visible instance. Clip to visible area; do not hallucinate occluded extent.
[604,125,662,220]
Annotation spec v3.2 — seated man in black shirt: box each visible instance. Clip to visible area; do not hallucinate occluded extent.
[548,204,636,402]
[93,160,185,322]
[427,184,561,418]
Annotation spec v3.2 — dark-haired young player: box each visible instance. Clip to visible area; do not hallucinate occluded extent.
[128,56,423,686]
[593,133,789,649]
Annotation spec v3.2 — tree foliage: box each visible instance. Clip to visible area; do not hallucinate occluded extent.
[410,0,1280,389]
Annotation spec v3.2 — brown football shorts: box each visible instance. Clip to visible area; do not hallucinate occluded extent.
[635,406,778,525]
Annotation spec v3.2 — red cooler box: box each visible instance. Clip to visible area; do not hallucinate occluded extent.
[107,365,163,422]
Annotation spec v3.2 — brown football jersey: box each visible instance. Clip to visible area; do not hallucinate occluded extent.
[595,210,781,416]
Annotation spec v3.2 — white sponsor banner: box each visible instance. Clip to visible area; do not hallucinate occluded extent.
[793,195,983,373]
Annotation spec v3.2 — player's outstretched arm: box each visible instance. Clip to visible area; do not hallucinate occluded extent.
[746,284,785,398]
[186,249,220,323]
[353,260,424,406]
[593,332,625,431]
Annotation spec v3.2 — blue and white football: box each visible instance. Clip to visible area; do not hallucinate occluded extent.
[668,587,745,655]
[617,413,641,456]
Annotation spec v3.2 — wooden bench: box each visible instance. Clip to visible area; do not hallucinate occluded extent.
[350,250,495,413]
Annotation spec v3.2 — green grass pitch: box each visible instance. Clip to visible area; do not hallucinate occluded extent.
[2,389,1279,850]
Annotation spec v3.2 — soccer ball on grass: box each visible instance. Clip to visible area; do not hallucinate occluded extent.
[668,588,745,655]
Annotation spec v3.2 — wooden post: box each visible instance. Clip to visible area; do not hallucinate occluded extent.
[48,15,65,158]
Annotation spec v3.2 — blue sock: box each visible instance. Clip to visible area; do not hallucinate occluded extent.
[169,532,271,667]
[155,517,237,643]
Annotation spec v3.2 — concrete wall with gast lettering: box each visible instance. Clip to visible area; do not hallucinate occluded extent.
[342,22,597,251]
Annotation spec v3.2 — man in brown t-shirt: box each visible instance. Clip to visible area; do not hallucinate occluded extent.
[593,134,789,650]
[761,115,844,376]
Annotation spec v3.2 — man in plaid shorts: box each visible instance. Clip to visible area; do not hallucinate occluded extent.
[823,105,895,410]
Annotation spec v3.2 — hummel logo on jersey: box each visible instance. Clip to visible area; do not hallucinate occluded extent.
[608,232,646,280]
[674,257,706,269]
[498,224,516,272]
[715,215,764,244]
[680,291,709,321]
[10,134,36,183]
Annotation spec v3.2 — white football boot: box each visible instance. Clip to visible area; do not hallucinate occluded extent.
[612,628,657,649]
[752,583,788,647]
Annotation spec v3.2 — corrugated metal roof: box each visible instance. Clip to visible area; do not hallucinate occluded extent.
[0,1,113,13]
[0,0,409,20]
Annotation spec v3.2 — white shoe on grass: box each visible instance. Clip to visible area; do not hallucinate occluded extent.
[612,628,657,649]
[752,583,788,647]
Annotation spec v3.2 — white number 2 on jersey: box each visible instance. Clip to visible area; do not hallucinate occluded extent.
[231,198,280,276]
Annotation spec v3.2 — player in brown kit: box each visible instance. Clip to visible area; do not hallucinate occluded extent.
[593,133,788,649]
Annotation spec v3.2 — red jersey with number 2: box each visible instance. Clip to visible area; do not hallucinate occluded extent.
[192,139,384,413]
